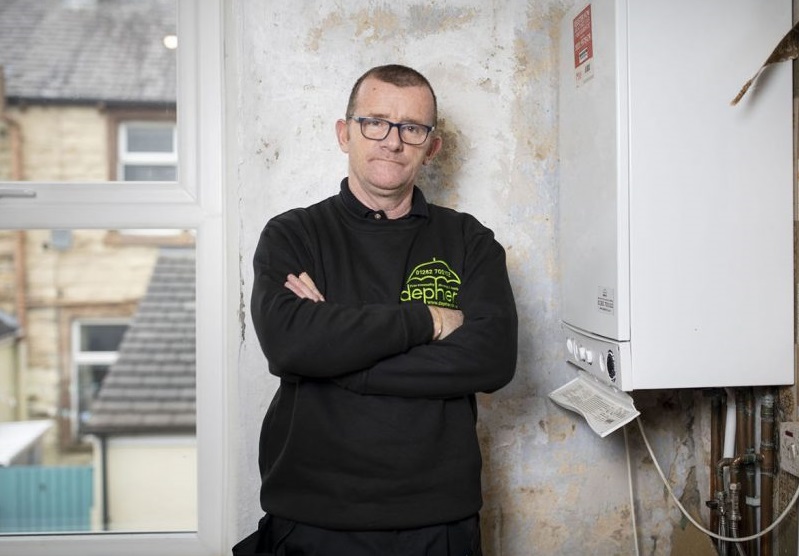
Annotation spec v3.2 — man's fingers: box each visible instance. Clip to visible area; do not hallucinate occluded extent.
[285,273,325,302]
[298,272,325,301]
[284,275,309,298]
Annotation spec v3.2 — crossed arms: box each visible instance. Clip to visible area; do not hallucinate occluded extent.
[251,214,518,399]
[285,271,464,341]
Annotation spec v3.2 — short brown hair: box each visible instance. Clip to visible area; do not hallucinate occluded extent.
[345,64,438,125]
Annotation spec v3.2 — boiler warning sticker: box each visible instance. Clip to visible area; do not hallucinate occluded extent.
[597,286,614,314]
[573,5,594,87]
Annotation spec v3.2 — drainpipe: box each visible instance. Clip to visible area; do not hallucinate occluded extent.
[2,65,30,422]
[13,231,28,421]
[0,65,24,182]
[0,66,28,338]
[13,232,27,333]
[100,434,110,531]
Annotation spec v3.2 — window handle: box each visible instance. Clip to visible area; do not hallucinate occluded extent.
[0,188,37,199]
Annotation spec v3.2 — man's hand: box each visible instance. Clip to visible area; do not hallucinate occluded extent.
[429,305,464,341]
[285,272,325,302]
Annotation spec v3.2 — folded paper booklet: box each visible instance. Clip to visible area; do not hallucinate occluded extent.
[549,371,639,437]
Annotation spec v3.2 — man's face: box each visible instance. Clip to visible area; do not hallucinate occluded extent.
[336,77,442,203]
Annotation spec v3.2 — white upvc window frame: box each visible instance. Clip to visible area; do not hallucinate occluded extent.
[0,0,229,554]
[117,121,179,181]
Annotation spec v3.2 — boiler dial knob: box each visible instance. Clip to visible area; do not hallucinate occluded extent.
[606,351,616,381]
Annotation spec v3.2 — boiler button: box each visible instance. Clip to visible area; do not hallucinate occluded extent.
[566,338,574,355]
[578,346,587,361]
[585,350,594,364]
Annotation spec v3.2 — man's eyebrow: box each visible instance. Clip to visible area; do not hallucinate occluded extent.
[364,113,429,125]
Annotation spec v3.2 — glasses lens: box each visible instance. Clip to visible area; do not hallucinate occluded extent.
[399,124,429,145]
[360,118,390,140]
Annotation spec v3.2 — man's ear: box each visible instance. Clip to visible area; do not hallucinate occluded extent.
[423,135,443,165]
[335,119,350,153]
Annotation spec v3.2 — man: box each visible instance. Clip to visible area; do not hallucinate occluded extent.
[236,64,518,556]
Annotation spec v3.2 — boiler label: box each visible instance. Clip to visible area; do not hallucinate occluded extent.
[573,4,594,87]
[597,286,614,314]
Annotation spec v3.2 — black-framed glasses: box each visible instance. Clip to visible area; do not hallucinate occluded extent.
[350,116,434,146]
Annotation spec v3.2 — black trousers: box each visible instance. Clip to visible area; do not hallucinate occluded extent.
[232,514,482,556]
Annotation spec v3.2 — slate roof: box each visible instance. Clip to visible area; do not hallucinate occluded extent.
[0,0,176,105]
[85,247,195,435]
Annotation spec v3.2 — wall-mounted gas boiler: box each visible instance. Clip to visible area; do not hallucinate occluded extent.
[558,0,794,390]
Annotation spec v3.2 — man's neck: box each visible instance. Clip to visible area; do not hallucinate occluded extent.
[349,182,413,220]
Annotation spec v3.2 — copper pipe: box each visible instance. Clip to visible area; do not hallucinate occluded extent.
[760,391,775,556]
[716,457,735,556]
[709,391,724,538]
[732,389,750,543]
[745,389,755,458]
[744,388,756,553]
[730,451,763,554]
[729,482,741,540]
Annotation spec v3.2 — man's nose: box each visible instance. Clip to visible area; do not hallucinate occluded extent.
[382,124,403,149]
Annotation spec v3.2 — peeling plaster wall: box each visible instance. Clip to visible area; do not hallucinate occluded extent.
[230,2,713,554]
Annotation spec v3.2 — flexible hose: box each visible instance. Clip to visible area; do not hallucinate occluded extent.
[624,426,641,556]
[635,417,799,544]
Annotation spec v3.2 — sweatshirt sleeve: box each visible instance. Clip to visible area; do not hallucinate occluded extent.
[251,211,433,380]
[335,227,518,399]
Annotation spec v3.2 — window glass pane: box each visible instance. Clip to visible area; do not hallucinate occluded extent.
[127,126,174,153]
[80,323,128,352]
[123,164,177,181]
[0,228,197,534]
[77,363,111,426]
[0,0,177,183]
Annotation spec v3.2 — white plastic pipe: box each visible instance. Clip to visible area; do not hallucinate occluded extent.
[723,388,736,458]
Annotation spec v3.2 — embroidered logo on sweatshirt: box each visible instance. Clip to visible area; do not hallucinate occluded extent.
[399,258,461,308]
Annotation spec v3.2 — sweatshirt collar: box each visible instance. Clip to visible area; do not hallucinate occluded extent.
[339,178,429,220]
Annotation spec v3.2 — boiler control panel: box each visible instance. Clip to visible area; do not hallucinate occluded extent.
[563,322,631,391]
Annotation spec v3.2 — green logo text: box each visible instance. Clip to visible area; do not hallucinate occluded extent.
[399,258,461,309]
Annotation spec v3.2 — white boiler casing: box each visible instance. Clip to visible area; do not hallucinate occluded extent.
[558,0,794,390]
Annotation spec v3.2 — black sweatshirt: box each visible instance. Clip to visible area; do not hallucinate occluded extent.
[251,179,518,531]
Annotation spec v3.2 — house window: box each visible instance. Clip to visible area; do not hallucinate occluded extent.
[118,122,178,181]
[0,0,227,553]
[72,320,128,432]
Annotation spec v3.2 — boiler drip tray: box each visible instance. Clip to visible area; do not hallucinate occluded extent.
[549,370,639,437]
